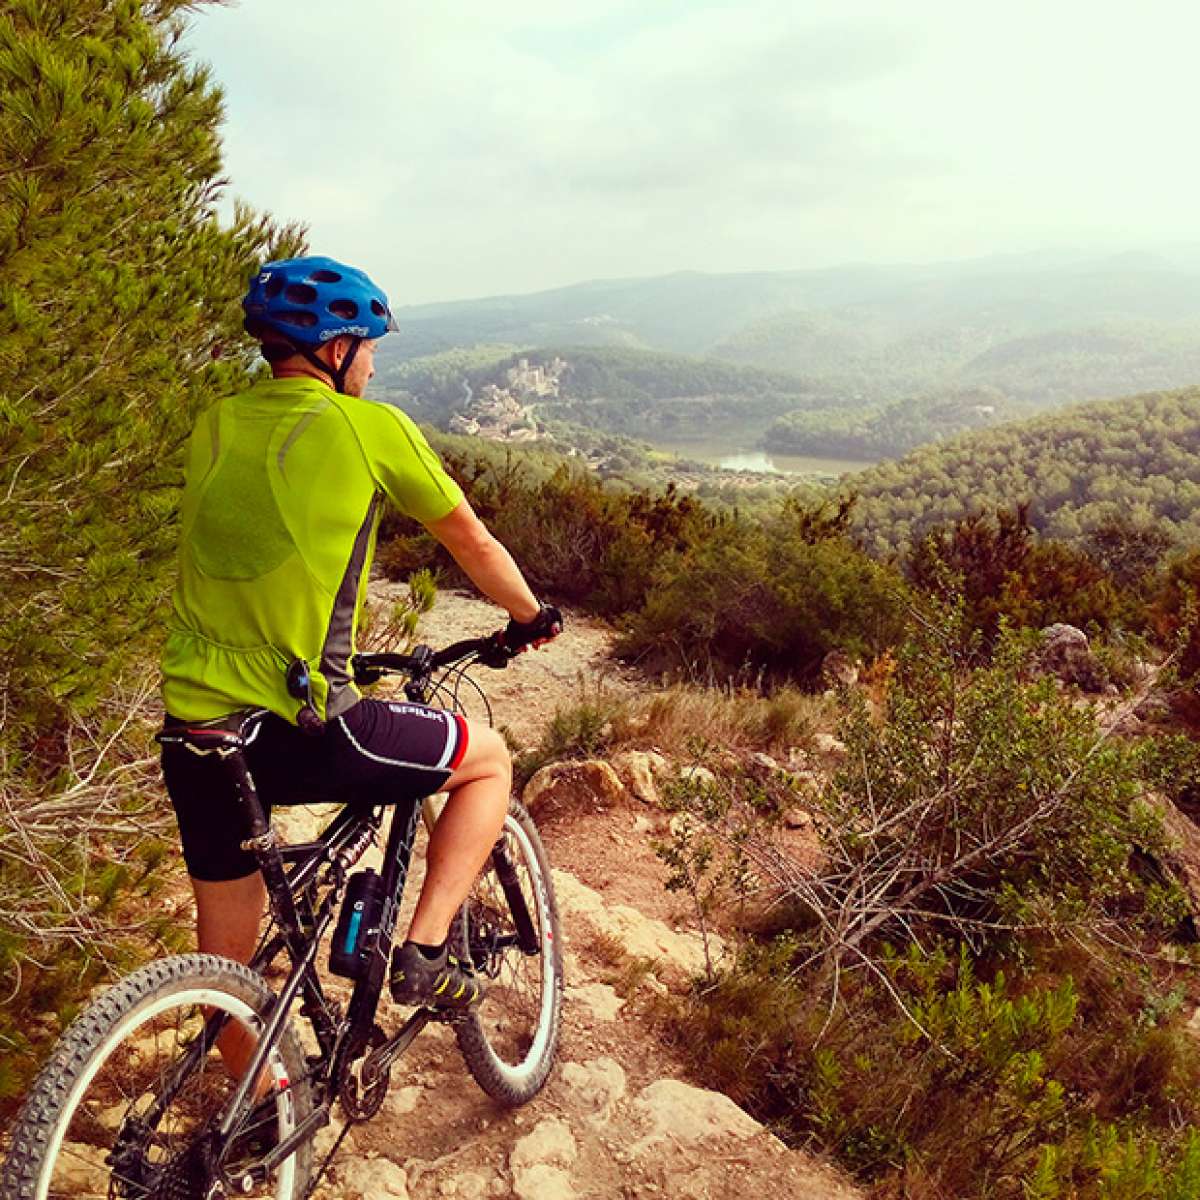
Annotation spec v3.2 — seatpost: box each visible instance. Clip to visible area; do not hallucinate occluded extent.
[220,749,307,957]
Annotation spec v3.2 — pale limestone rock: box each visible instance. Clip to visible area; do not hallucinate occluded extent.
[523,760,626,822]
[612,750,663,805]
[633,813,654,834]
[273,803,339,845]
[812,733,847,758]
[566,980,625,1022]
[558,1056,627,1123]
[510,1117,578,1199]
[337,1156,410,1199]
[512,1163,577,1200]
[786,746,811,770]
[1037,623,1105,691]
[679,764,717,789]
[553,869,725,981]
[381,1084,422,1120]
[511,1116,577,1173]
[632,1079,764,1150]
[439,1173,491,1199]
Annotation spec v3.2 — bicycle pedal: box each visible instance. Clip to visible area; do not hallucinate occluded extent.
[429,1006,472,1025]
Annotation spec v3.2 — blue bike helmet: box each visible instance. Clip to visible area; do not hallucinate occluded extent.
[242,256,398,393]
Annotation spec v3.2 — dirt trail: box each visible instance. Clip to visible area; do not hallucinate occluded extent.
[296,587,861,1200]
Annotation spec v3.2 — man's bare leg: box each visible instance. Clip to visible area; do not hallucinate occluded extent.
[192,872,268,1084]
[406,722,511,946]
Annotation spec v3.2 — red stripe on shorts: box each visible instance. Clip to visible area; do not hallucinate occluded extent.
[448,712,469,771]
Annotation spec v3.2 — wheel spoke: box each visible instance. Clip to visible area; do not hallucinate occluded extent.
[1,956,312,1200]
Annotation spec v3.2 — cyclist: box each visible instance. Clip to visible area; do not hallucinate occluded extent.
[159,256,561,1069]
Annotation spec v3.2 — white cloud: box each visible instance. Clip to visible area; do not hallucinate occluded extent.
[186,0,1200,301]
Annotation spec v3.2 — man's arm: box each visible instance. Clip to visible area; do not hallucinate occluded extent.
[424,499,540,622]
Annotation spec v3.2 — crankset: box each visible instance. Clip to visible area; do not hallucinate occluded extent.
[337,1025,390,1120]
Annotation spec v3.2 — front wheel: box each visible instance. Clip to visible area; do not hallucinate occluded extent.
[1,954,312,1200]
[453,799,563,1105]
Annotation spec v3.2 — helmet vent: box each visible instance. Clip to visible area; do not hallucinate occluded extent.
[328,299,358,319]
[370,299,387,317]
[284,283,318,304]
[264,276,285,299]
[276,310,318,328]
[310,269,343,283]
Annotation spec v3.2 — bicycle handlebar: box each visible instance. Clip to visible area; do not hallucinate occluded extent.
[351,633,512,685]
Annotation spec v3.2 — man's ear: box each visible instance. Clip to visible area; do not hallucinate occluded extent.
[327,335,353,369]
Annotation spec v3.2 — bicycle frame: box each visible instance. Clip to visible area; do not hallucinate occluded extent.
[153,639,547,1188]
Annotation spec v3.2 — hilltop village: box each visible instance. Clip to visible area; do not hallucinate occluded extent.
[447,357,566,443]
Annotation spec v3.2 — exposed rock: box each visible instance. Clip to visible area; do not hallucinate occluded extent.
[1093,697,1144,736]
[554,869,724,982]
[510,1117,577,1199]
[511,1163,575,1200]
[523,760,627,822]
[631,1079,767,1150]
[511,1116,577,1172]
[822,651,860,688]
[273,803,339,845]
[679,764,717,789]
[381,1084,422,1120]
[437,1173,491,1199]
[612,749,669,805]
[50,1142,107,1188]
[337,1156,410,1199]
[812,733,847,759]
[749,751,780,773]
[558,1056,628,1123]
[565,980,626,1022]
[1037,623,1105,691]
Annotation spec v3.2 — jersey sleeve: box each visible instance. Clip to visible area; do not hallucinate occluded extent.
[357,401,464,523]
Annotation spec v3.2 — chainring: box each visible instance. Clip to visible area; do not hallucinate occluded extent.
[337,1025,390,1121]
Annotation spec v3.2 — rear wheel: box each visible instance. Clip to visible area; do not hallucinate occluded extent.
[0,954,312,1200]
[453,800,563,1105]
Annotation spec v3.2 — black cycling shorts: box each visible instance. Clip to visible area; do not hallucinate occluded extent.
[161,698,469,882]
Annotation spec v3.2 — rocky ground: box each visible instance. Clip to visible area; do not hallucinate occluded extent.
[288,586,862,1200]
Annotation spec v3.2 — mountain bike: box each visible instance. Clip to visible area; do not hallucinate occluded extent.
[1,634,564,1200]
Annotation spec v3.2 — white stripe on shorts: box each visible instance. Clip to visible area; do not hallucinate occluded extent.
[335,713,453,772]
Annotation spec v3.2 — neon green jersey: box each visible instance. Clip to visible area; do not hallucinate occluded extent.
[162,377,462,722]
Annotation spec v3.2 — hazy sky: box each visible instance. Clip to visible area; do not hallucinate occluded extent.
[185,1,1199,305]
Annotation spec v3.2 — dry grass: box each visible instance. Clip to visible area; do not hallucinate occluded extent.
[520,681,841,783]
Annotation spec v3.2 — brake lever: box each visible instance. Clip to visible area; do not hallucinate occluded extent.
[476,635,515,670]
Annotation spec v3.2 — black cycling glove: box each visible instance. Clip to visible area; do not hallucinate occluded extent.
[502,604,563,652]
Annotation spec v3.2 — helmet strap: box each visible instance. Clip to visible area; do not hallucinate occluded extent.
[288,338,361,394]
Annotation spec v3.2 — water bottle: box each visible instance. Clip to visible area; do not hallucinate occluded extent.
[329,869,385,978]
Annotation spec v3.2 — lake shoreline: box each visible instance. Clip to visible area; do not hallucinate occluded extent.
[647,436,877,479]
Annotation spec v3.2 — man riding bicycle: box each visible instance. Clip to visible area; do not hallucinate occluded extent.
[160,256,560,1059]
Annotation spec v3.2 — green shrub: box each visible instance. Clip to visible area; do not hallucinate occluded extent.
[908,506,1123,651]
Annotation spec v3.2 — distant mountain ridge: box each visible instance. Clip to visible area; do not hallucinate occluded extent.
[382,252,1200,461]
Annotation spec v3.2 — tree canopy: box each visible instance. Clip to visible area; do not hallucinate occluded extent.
[0,0,302,760]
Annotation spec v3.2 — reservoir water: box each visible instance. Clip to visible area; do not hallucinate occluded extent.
[650,437,875,479]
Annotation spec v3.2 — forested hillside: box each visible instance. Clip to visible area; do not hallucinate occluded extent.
[849,385,1200,555]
